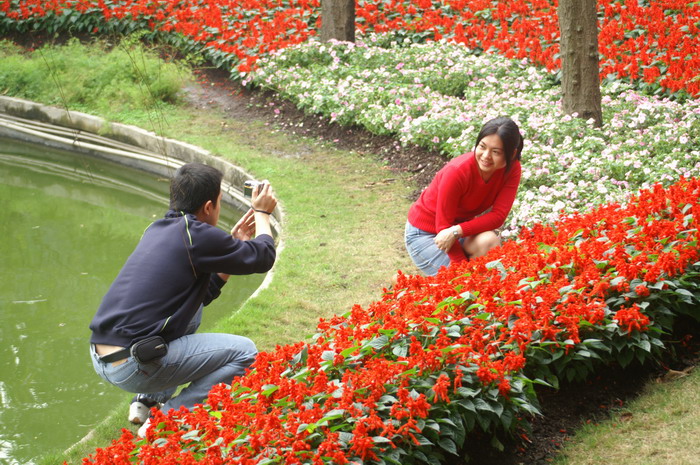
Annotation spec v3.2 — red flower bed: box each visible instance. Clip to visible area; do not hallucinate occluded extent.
[82,178,700,463]
[1,0,698,96]
[355,0,700,97]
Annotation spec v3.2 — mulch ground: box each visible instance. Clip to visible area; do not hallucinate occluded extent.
[6,32,699,464]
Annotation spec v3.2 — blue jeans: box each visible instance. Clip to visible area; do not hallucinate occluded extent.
[90,306,257,414]
[404,221,456,276]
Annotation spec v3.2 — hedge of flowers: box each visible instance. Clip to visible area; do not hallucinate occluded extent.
[2,0,698,237]
[249,37,700,236]
[0,0,698,97]
[83,177,699,464]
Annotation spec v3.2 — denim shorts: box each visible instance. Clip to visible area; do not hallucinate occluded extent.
[404,221,455,276]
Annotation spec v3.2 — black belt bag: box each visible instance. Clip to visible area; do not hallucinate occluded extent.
[131,336,168,364]
[99,336,168,364]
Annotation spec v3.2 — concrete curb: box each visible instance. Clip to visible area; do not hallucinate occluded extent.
[0,95,283,297]
[0,96,282,229]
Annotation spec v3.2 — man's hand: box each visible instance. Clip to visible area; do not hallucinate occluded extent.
[250,181,277,238]
[231,209,256,241]
[220,209,257,282]
[251,181,277,214]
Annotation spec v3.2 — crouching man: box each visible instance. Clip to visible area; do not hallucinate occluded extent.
[89,162,277,437]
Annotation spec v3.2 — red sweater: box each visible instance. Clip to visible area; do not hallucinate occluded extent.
[407,152,521,263]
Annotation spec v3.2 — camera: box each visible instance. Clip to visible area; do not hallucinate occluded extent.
[243,180,263,198]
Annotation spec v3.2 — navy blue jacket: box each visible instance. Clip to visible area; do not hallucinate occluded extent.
[89,210,276,347]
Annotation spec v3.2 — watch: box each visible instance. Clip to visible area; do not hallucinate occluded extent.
[452,227,460,237]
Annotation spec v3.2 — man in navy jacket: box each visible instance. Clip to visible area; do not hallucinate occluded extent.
[89,162,277,437]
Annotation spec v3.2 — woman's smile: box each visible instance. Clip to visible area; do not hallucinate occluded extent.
[475,134,507,180]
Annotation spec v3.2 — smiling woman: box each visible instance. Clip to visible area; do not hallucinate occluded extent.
[404,116,524,276]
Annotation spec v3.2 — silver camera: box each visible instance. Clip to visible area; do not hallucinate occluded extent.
[243,180,263,198]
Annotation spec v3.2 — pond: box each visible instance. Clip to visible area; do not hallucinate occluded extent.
[0,137,264,464]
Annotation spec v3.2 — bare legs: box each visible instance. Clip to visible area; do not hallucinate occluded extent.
[462,231,501,258]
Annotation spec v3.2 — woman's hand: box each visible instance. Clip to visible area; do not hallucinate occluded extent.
[434,226,461,252]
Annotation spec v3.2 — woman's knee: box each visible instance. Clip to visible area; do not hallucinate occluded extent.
[464,231,501,257]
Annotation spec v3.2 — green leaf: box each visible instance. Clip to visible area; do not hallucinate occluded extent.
[617,349,634,368]
[490,435,505,452]
[474,398,493,413]
[181,430,200,441]
[489,400,504,417]
[261,384,279,397]
[338,432,354,445]
[392,344,409,357]
[291,346,308,365]
[449,412,466,444]
[424,419,440,432]
[320,409,345,423]
[438,437,459,455]
[413,434,434,446]
[636,339,651,352]
[456,386,480,398]
[500,408,514,430]
[413,450,429,463]
[456,398,476,413]
[675,288,697,301]
[340,345,359,357]
[367,334,390,350]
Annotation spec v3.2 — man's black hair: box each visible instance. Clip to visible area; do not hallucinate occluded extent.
[169,163,223,213]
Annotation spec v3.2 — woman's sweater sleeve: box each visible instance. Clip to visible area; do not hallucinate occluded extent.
[433,166,471,263]
[458,162,522,239]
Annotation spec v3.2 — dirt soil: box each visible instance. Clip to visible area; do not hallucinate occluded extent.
[183,66,446,200]
[184,67,700,465]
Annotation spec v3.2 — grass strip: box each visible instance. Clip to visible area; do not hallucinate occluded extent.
[554,368,700,465]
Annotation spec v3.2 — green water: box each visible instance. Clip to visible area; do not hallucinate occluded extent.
[0,138,263,464]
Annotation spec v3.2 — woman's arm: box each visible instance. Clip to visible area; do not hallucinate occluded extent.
[433,165,470,261]
[458,162,522,238]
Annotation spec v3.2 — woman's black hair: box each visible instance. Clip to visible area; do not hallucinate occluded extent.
[474,116,524,173]
[169,163,223,213]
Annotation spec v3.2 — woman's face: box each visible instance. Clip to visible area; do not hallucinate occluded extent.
[475,134,507,179]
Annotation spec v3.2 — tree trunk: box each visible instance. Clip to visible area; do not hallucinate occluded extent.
[558,0,603,127]
[320,0,355,43]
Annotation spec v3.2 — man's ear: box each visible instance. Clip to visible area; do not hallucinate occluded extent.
[203,200,214,215]
[195,200,213,221]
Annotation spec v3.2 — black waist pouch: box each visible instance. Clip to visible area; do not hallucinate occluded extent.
[131,336,168,364]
